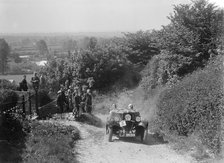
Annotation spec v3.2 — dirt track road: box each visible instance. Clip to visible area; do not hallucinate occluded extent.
[53,113,195,163]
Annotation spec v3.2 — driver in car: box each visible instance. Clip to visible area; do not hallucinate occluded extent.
[128,104,136,112]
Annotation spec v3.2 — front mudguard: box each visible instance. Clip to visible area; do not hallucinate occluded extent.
[138,121,148,129]
[135,121,148,137]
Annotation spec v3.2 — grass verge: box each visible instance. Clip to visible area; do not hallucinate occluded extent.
[22,121,80,163]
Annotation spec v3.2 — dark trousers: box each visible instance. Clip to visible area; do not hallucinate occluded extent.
[85,105,92,113]
[80,102,86,113]
[58,104,64,114]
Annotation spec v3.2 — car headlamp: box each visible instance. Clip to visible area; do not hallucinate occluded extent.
[136,116,141,122]
[125,114,131,121]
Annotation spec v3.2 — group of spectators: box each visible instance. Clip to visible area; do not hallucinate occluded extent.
[56,84,93,118]
[19,72,45,91]
[19,72,93,117]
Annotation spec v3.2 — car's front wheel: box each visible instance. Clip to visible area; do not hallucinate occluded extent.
[108,127,113,142]
[140,128,148,143]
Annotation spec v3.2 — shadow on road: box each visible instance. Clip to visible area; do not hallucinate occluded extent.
[113,133,168,146]
[76,113,103,128]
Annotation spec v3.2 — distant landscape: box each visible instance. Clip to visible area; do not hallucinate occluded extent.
[0,32,124,79]
[0,74,33,84]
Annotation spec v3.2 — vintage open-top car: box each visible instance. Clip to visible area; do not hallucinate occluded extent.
[106,104,148,142]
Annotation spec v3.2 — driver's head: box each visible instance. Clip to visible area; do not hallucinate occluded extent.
[128,104,133,109]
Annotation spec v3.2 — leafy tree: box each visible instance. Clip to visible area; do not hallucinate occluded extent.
[123,30,160,65]
[142,0,224,89]
[0,39,10,74]
[162,0,223,67]
[36,40,49,56]
[40,39,140,91]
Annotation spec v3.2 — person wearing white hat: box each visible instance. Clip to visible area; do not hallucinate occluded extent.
[56,88,67,115]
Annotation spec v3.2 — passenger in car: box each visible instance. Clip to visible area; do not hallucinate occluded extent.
[128,104,136,112]
[109,104,117,114]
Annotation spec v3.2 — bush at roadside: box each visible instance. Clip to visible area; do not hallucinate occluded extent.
[0,89,30,162]
[0,79,18,90]
[0,89,18,113]
[155,56,223,155]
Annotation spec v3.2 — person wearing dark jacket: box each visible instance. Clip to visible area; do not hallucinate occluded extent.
[31,72,40,90]
[72,90,81,117]
[80,90,87,113]
[85,89,92,114]
[56,89,67,114]
[20,75,28,91]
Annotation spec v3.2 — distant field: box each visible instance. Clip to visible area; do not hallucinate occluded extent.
[0,74,33,84]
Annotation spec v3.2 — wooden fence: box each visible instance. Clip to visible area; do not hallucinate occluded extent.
[0,91,36,123]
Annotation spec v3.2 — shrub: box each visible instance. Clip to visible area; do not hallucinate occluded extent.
[0,89,30,163]
[0,79,18,90]
[38,89,52,107]
[156,56,223,154]
[0,89,18,113]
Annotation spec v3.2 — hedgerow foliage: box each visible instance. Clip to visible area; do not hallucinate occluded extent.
[0,89,18,112]
[141,0,224,89]
[0,89,30,163]
[23,122,80,163]
[0,79,17,90]
[156,55,223,154]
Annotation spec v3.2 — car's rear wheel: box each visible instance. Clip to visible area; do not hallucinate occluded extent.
[108,127,113,142]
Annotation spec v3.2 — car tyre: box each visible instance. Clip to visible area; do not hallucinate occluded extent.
[140,128,147,143]
[108,127,113,142]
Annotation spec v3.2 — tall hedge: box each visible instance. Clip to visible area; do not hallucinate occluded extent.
[156,56,223,153]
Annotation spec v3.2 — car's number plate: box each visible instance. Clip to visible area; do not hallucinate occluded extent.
[126,133,135,137]
[119,120,126,127]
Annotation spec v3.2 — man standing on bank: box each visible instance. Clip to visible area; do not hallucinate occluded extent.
[57,88,67,116]
[31,72,40,90]
[73,89,81,118]
[85,89,92,114]
[20,75,28,91]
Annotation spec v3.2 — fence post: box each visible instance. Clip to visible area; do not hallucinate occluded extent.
[35,90,39,115]
[0,104,2,127]
[29,92,32,118]
[22,95,25,118]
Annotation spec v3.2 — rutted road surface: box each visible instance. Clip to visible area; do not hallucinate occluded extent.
[53,113,195,163]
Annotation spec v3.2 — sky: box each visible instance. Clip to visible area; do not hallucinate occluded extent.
[0,0,223,33]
